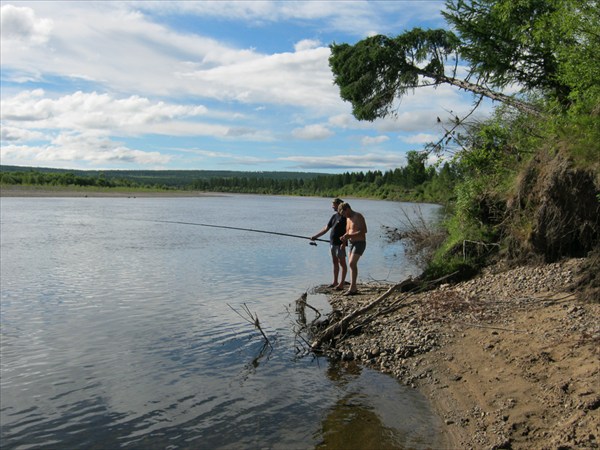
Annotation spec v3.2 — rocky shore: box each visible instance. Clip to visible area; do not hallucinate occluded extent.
[316,258,599,449]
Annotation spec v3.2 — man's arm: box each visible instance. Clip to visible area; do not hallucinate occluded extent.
[311,225,330,240]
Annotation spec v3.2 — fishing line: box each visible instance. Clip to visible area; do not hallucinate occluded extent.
[144,219,328,245]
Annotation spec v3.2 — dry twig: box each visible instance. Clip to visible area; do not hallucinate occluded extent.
[228,303,273,348]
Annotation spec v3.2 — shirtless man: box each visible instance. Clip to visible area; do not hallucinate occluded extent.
[338,202,367,295]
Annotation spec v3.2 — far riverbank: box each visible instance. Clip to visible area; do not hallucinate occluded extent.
[0,185,220,198]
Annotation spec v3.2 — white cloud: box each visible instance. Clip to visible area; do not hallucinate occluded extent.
[1,132,170,167]
[294,39,320,52]
[327,113,373,130]
[281,151,406,171]
[1,3,342,112]
[0,125,47,142]
[292,124,334,140]
[427,152,444,167]
[401,133,439,144]
[1,2,448,113]
[1,3,260,96]
[0,4,53,44]
[361,135,389,146]
[0,2,457,125]
[376,109,445,133]
[142,1,446,36]
[223,127,275,142]
[328,114,353,128]
[173,148,234,158]
[178,46,339,111]
[155,1,278,22]
[1,90,209,134]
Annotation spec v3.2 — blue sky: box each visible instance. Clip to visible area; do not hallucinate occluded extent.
[1,1,490,173]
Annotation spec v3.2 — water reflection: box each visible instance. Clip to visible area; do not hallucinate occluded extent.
[316,361,444,450]
[239,341,273,382]
[318,394,403,450]
[317,362,397,450]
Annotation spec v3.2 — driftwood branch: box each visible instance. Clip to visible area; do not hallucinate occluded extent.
[310,278,413,350]
[310,271,460,351]
[296,292,321,318]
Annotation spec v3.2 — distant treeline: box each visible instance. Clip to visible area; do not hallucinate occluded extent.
[0,152,459,203]
[0,166,323,187]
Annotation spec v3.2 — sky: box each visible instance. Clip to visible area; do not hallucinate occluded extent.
[1,1,491,174]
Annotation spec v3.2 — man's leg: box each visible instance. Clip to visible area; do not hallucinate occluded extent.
[331,253,340,286]
[347,252,361,293]
[338,257,347,288]
[335,246,347,290]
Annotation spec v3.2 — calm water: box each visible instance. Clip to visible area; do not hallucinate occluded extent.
[1,194,444,449]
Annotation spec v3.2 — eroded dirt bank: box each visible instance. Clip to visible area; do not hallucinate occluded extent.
[317,258,599,449]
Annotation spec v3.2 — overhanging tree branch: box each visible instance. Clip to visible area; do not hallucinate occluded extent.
[329,29,542,121]
[432,73,541,116]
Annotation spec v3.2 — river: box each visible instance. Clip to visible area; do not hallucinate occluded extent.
[0,194,444,449]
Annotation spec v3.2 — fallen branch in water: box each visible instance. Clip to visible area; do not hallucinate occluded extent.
[310,278,414,351]
[228,303,273,348]
[296,292,322,319]
[291,292,326,356]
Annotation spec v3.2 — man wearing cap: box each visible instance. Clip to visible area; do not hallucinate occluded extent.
[311,198,347,290]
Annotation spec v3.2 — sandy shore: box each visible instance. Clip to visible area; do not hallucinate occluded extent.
[315,258,599,449]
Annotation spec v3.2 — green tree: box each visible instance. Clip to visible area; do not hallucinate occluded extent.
[404,151,429,187]
[329,0,598,119]
[329,28,539,119]
[442,0,599,106]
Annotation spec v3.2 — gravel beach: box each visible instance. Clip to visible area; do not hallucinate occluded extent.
[316,258,599,449]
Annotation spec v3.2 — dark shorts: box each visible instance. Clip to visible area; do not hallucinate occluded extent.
[349,241,366,256]
[330,244,346,259]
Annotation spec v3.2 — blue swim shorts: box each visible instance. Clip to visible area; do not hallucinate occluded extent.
[330,244,346,259]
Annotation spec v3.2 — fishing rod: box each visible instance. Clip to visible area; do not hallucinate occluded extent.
[149,219,328,245]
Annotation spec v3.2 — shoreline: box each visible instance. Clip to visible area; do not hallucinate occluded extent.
[317,258,599,449]
[0,185,223,198]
